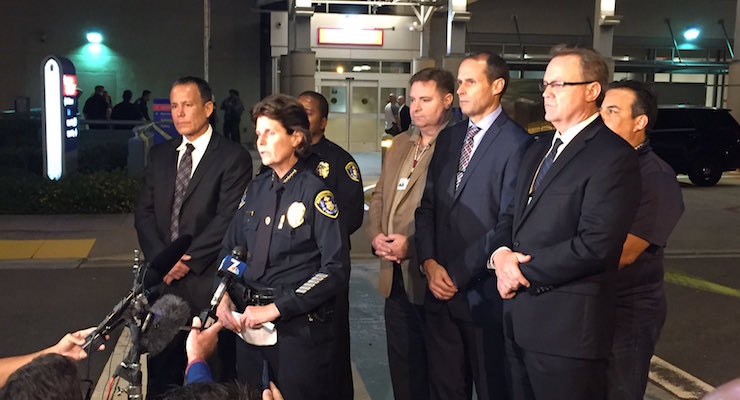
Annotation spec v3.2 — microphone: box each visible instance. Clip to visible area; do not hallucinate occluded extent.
[140,294,191,356]
[199,247,247,328]
[83,235,192,352]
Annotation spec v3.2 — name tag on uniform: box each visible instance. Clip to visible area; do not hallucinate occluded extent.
[397,178,409,191]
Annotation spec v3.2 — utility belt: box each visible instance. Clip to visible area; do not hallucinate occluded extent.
[242,280,334,322]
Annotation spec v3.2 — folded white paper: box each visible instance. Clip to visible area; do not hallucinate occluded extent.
[231,311,277,346]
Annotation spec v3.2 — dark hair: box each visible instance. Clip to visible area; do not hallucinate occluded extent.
[298,90,329,119]
[172,76,213,105]
[607,79,659,130]
[94,85,104,93]
[142,89,151,96]
[251,94,311,158]
[409,67,456,97]
[123,90,133,101]
[160,381,256,400]
[550,45,609,105]
[0,354,81,400]
[463,52,510,96]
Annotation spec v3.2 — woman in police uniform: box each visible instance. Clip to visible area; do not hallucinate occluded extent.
[216,94,349,399]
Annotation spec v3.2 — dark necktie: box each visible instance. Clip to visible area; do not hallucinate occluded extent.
[456,124,480,190]
[532,138,563,193]
[170,143,195,241]
[246,182,284,280]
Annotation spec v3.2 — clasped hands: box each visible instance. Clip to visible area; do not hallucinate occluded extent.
[372,233,409,263]
[215,293,280,332]
[164,254,191,285]
[491,248,532,299]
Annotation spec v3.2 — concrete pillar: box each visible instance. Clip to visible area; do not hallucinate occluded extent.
[287,51,316,97]
[725,1,740,120]
[412,58,436,73]
[592,0,619,80]
[447,0,469,56]
[420,24,431,58]
[290,14,311,52]
[283,1,314,96]
[279,55,291,94]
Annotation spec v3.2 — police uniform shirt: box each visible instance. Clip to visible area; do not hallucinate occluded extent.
[310,136,364,236]
[221,160,351,320]
[617,143,685,296]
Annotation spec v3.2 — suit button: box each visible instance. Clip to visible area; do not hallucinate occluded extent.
[513,241,520,248]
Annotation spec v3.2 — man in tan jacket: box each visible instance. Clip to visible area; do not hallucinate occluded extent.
[367,67,456,400]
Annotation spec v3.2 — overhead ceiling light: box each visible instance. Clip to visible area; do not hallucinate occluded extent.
[86,31,103,44]
[683,26,700,41]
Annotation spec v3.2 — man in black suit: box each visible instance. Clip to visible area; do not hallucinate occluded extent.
[415,52,531,400]
[134,76,252,398]
[489,46,641,400]
[398,95,411,132]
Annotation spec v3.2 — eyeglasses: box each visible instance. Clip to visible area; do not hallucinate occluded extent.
[539,80,595,91]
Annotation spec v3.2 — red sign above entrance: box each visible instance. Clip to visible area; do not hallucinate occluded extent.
[317,27,383,46]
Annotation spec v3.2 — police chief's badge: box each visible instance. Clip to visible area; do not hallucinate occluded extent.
[316,161,330,179]
[345,161,360,182]
[286,202,306,228]
[314,190,339,219]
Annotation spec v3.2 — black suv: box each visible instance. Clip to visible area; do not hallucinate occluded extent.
[649,106,740,186]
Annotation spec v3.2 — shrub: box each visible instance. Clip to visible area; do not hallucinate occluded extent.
[0,169,140,214]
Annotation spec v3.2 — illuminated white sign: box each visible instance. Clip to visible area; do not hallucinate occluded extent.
[317,27,383,46]
[43,58,63,180]
[42,56,78,180]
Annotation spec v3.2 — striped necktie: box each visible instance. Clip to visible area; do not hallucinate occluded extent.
[170,143,195,241]
[456,124,480,190]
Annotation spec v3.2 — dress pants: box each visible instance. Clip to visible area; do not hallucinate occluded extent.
[505,336,608,400]
[385,265,428,400]
[425,289,507,400]
[331,286,354,400]
[607,285,667,400]
[236,312,336,400]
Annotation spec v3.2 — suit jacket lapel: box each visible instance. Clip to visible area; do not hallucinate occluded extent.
[183,133,220,202]
[163,138,181,211]
[381,136,414,226]
[516,118,604,230]
[452,114,505,202]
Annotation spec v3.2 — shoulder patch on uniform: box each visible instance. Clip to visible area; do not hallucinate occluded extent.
[316,161,330,179]
[345,161,360,182]
[314,190,339,219]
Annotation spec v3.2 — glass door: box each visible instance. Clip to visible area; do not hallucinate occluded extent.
[321,79,380,152]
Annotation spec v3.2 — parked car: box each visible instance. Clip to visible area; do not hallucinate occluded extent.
[649,106,740,186]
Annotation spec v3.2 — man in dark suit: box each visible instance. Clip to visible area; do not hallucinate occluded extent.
[134,76,252,398]
[415,52,531,400]
[489,47,641,400]
[398,95,411,132]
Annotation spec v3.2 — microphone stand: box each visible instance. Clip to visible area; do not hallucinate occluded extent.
[114,303,146,400]
[112,249,151,400]
[84,249,150,400]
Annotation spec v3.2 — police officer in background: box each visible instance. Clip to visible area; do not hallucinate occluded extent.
[600,80,684,400]
[298,90,363,399]
[216,94,350,400]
